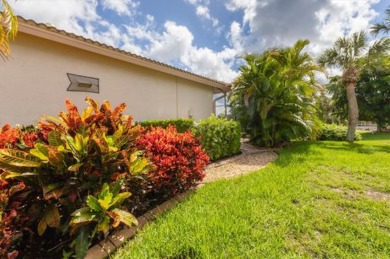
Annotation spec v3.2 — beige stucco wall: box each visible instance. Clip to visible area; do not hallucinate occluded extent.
[0,33,214,126]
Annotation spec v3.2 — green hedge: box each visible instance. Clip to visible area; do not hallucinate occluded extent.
[318,124,362,141]
[140,118,194,133]
[195,115,241,161]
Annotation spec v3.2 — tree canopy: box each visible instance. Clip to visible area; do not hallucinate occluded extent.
[326,56,390,131]
[318,31,390,142]
[371,6,390,35]
[230,40,322,147]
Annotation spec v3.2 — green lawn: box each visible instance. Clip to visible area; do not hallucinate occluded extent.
[114,133,390,258]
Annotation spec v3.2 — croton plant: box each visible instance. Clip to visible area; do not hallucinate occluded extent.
[0,98,151,258]
[0,98,209,258]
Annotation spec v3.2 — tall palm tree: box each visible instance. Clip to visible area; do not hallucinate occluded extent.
[230,40,322,147]
[1,0,18,59]
[318,31,390,143]
[371,6,390,35]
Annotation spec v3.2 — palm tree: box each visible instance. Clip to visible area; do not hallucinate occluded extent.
[318,31,390,142]
[371,6,390,35]
[230,40,322,147]
[1,0,18,59]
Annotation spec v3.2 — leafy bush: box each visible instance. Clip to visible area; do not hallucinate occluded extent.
[0,98,151,258]
[318,124,362,141]
[0,99,212,258]
[140,118,194,133]
[0,124,19,148]
[195,115,241,161]
[136,126,209,200]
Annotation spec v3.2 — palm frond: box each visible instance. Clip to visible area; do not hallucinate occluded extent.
[370,6,390,35]
[367,37,390,59]
[0,0,18,59]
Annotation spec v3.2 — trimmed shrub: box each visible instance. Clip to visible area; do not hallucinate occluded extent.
[140,118,194,133]
[136,126,209,200]
[318,124,362,141]
[195,115,241,161]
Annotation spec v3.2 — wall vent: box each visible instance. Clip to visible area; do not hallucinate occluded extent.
[67,73,99,93]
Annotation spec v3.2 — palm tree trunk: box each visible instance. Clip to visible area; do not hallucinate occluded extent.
[345,81,359,143]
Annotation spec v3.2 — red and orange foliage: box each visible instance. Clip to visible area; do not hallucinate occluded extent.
[137,126,209,199]
[0,98,209,258]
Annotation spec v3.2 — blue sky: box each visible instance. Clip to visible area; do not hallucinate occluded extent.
[8,0,390,83]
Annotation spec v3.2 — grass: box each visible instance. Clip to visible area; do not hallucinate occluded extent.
[114,133,390,258]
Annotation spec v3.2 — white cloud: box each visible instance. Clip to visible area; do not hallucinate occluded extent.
[225,0,257,26]
[185,0,210,5]
[228,21,244,54]
[225,0,381,56]
[196,5,219,27]
[124,15,157,42]
[148,21,194,61]
[316,0,379,45]
[100,0,139,16]
[144,21,237,82]
[11,0,100,36]
[185,0,219,27]
[182,47,238,82]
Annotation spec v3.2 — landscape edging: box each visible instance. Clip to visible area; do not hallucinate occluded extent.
[85,189,196,259]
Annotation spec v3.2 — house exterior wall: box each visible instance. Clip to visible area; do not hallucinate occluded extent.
[0,33,214,126]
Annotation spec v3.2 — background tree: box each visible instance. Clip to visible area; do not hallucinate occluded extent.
[0,0,18,59]
[356,56,390,131]
[324,76,348,123]
[325,55,390,131]
[371,6,390,35]
[316,84,344,124]
[230,40,322,147]
[318,31,390,143]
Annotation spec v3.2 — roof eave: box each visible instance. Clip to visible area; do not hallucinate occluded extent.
[17,18,231,93]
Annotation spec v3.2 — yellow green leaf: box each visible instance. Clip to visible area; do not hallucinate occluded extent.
[45,204,61,228]
[4,172,21,179]
[81,106,93,121]
[48,131,63,147]
[68,163,83,172]
[70,208,96,225]
[97,215,110,234]
[86,195,102,212]
[0,149,41,167]
[108,192,131,210]
[30,143,49,161]
[38,217,47,236]
[111,208,138,227]
[130,157,149,174]
[98,199,110,211]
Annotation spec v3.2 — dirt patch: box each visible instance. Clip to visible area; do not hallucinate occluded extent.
[330,187,358,200]
[330,187,390,202]
[330,187,344,194]
[365,190,390,202]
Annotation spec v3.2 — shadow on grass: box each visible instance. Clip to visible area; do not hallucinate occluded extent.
[240,133,390,169]
[319,142,390,154]
[271,141,320,168]
[166,246,201,259]
[361,132,390,141]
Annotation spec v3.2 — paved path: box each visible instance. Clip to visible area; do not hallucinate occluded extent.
[201,142,279,183]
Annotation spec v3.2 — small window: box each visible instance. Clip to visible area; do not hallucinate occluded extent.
[67,73,99,93]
